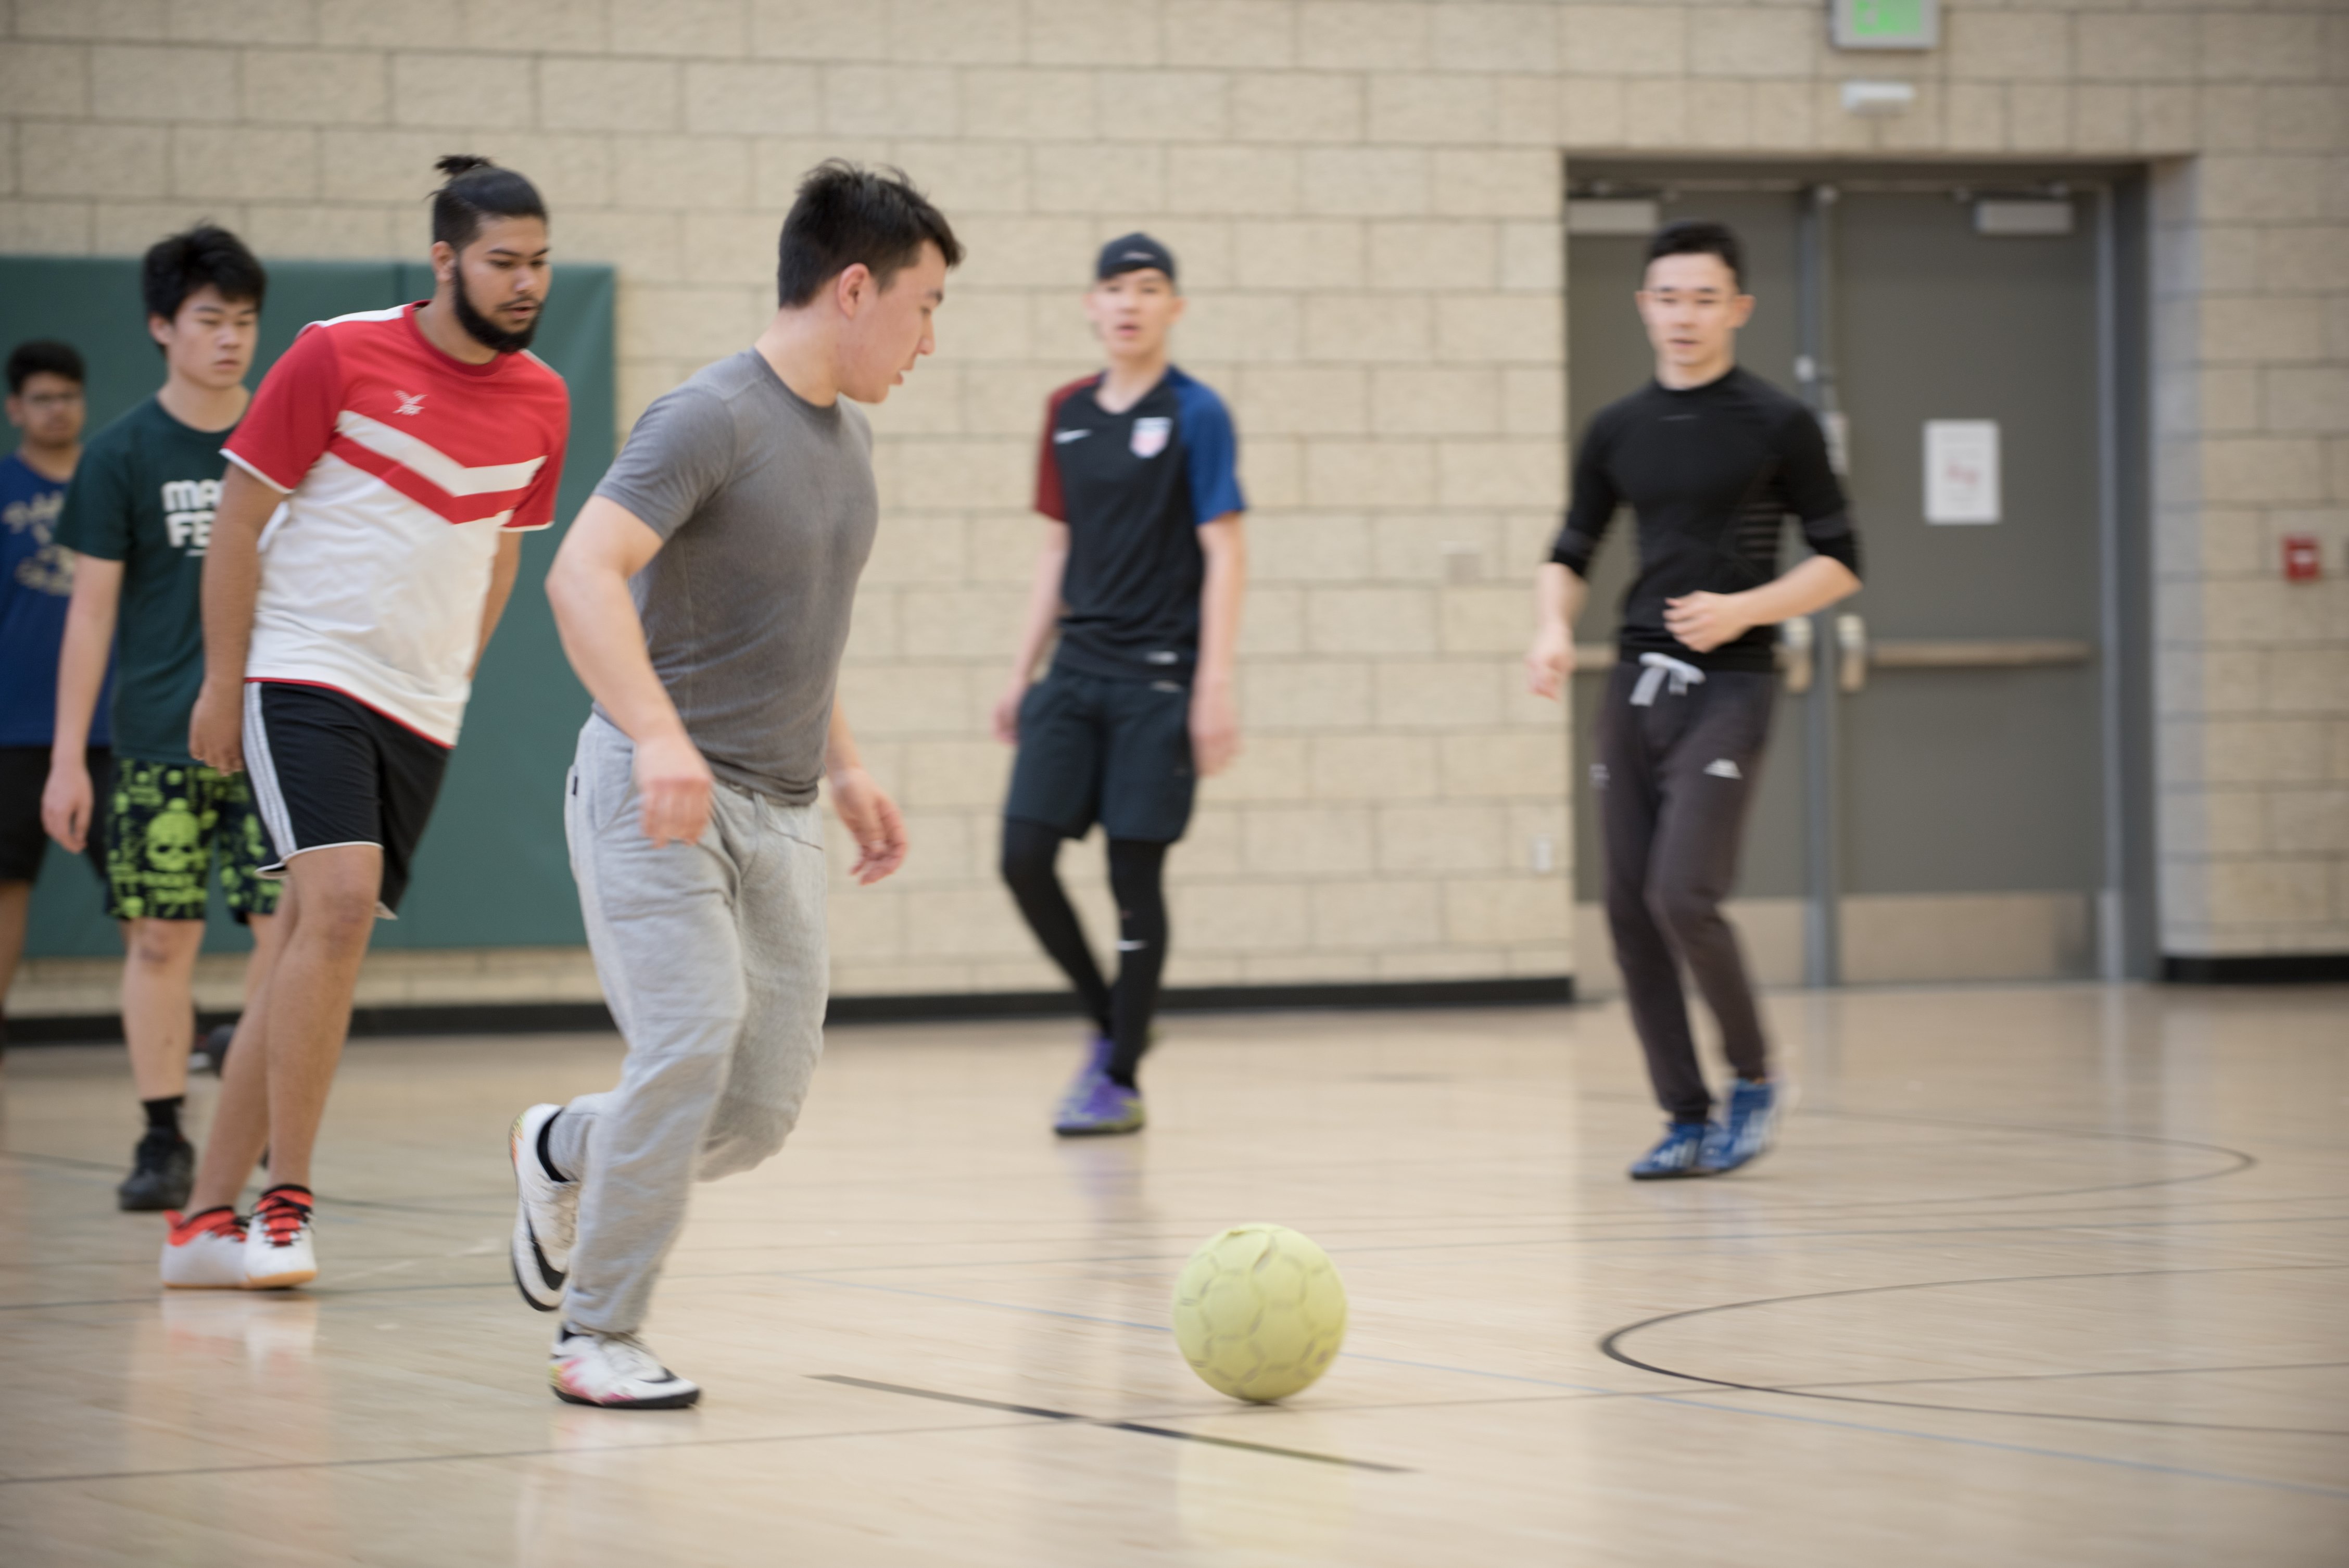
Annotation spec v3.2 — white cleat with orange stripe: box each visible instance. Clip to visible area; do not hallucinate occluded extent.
[243,1185,318,1290]
[160,1206,249,1289]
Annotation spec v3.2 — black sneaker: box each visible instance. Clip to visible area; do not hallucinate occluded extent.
[118,1131,196,1211]
[193,1022,237,1076]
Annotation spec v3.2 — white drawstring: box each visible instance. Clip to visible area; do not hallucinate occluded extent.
[1630,652,1706,707]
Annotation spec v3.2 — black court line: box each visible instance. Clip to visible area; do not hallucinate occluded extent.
[813,1375,1411,1473]
[1767,1359,2349,1394]
[0,1416,1049,1488]
[1599,1262,2349,1438]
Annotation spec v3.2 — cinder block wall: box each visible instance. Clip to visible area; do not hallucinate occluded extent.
[2,0,2342,992]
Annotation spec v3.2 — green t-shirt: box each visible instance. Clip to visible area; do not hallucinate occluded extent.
[53,396,237,766]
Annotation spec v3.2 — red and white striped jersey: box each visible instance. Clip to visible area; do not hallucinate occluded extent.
[223,302,569,746]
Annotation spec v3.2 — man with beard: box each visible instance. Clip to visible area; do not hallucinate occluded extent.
[165,157,570,1290]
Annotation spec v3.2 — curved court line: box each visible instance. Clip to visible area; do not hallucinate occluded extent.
[760,1272,2349,1500]
[1567,1086,2265,1205]
[1598,1261,2349,1437]
[0,1249,2338,1500]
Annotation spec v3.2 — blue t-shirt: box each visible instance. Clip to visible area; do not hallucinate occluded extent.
[0,449,109,748]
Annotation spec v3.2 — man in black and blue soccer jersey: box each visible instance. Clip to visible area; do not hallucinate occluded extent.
[994,234,1246,1137]
[1525,220,1862,1181]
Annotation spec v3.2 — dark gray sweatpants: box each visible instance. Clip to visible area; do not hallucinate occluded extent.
[1596,659,1776,1123]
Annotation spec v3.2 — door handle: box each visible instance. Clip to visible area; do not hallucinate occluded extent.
[1868,638,2094,669]
[1778,616,1814,694]
[1836,613,1868,693]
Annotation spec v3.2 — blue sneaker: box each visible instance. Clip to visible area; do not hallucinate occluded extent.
[1054,1074,1145,1137]
[1698,1079,1778,1174]
[1628,1121,1713,1180]
[1054,1032,1114,1116]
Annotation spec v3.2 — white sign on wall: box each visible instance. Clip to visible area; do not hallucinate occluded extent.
[1924,420,2000,524]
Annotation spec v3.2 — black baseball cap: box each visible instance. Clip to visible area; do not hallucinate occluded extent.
[1096,232,1176,284]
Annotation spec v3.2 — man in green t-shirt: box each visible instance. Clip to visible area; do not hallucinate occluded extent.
[43,226,285,1212]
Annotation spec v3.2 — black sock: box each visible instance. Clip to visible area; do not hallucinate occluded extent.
[1105,839,1170,1090]
[1000,817,1113,1034]
[142,1095,184,1139]
[537,1110,571,1183]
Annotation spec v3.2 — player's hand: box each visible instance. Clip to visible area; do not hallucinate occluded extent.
[40,755,94,855]
[188,677,246,774]
[992,676,1027,744]
[633,730,714,847]
[1190,679,1240,777]
[1664,591,1754,654]
[1524,623,1574,700]
[829,766,907,885]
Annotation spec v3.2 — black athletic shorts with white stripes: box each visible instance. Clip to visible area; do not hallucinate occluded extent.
[242,681,451,917]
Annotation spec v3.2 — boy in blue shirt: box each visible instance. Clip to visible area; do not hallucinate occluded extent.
[994,235,1247,1136]
[0,340,107,1053]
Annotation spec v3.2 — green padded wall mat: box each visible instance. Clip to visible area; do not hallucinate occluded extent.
[6,257,615,955]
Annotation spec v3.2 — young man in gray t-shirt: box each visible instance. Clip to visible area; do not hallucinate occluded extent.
[511,163,961,1408]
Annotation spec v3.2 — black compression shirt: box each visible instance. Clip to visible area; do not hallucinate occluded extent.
[1549,366,1860,674]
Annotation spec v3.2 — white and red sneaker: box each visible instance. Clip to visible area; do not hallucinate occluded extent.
[549,1323,701,1409]
[243,1185,317,1289]
[160,1206,249,1289]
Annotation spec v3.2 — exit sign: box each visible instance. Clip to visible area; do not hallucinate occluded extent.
[1833,0,1938,49]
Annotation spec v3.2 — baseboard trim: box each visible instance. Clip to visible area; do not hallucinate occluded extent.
[3,976,1575,1045]
[2160,953,2349,985]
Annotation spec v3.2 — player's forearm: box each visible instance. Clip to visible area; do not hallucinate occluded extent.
[824,700,865,780]
[1735,555,1859,627]
[470,535,524,679]
[1195,518,1245,690]
[49,567,120,761]
[1534,561,1587,634]
[198,476,273,701]
[546,558,690,747]
[1007,533,1069,681]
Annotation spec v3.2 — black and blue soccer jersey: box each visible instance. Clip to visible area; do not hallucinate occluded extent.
[1034,366,1244,683]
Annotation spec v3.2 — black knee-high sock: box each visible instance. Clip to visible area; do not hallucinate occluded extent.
[1105,839,1169,1089]
[1000,817,1112,1034]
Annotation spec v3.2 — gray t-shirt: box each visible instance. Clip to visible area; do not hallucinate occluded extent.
[592,349,878,804]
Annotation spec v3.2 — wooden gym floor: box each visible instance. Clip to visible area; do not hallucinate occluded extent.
[0,983,2343,1566]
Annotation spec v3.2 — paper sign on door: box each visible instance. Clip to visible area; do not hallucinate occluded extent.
[1925,420,2000,524]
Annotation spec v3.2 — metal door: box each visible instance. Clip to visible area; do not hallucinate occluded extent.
[1828,189,2106,983]
[1564,172,2119,989]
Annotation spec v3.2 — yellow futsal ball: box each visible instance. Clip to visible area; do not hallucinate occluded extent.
[1171,1223,1348,1403]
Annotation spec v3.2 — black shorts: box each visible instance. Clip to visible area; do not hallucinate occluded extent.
[242,681,451,917]
[0,744,110,888]
[1004,665,1195,844]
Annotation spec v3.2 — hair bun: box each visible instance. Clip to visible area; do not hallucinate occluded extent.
[435,154,496,179]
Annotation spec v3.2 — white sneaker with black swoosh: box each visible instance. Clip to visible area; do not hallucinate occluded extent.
[549,1323,701,1409]
[509,1103,576,1312]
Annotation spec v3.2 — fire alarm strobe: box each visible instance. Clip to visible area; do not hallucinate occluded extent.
[2282,534,2321,582]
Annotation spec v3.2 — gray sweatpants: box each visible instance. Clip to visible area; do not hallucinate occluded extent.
[1596,658,1776,1125]
[549,714,829,1333]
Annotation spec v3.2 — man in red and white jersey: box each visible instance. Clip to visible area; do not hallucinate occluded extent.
[165,157,569,1291]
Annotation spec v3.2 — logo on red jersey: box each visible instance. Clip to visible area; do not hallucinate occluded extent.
[394,389,426,416]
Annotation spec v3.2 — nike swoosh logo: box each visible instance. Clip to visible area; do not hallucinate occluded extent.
[1054,429,1091,444]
